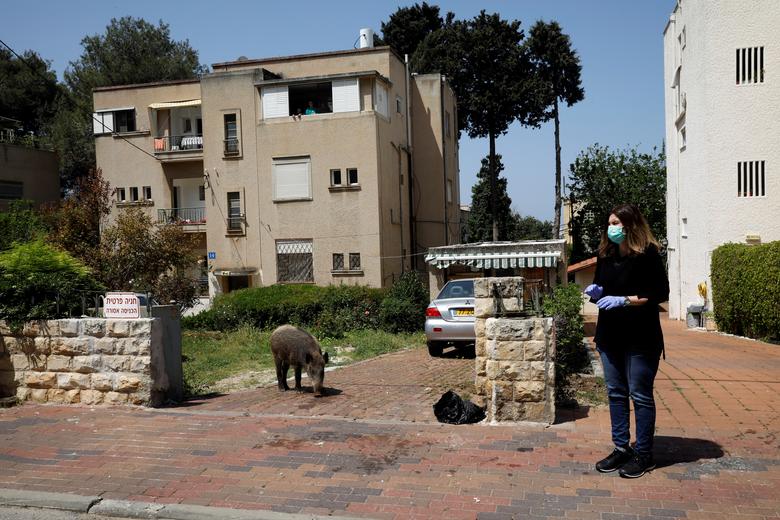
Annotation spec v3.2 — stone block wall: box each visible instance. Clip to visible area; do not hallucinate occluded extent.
[473,277,555,424]
[0,318,172,406]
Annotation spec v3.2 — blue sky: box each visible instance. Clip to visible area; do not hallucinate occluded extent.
[2,0,674,221]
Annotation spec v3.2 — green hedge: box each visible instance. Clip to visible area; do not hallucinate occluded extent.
[182,284,386,335]
[543,283,588,403]
[711,241,780,341]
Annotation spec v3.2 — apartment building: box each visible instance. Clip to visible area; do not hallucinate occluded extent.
[93,43,460,296]
[0,118,59,211]
[663,0,780,319]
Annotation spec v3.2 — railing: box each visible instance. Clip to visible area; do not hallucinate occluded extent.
[0,129,53,150]
[226,214,245,233]
[153,134,203,152]
[224,138,239,155]
[157,207,206,225]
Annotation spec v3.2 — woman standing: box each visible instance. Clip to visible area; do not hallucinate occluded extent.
[584,204,669,478]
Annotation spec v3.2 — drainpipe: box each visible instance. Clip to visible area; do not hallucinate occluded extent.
[440,75,449,246]
[404,54,416,270]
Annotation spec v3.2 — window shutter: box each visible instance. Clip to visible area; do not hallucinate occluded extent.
[93,112,114,134]
[273,159,311,200]
[262,85,289,119]
[332,78,360,113]
[374,83,388,117]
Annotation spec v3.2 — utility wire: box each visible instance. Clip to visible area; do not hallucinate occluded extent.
[0,37,161,162]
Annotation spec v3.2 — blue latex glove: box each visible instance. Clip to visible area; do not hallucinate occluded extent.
[584,284,603,300]
[597,295,627,310]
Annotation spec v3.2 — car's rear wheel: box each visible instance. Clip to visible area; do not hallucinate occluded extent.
[427,341,445,357]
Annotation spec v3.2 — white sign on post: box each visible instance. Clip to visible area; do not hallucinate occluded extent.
[103,292,140,319]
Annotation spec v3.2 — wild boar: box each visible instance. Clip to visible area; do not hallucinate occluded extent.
[270,325,329,397]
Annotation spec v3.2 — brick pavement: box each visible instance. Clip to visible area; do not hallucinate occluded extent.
[0,319,778,519]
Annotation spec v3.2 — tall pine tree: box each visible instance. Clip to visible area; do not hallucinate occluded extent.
[467,155,516,242]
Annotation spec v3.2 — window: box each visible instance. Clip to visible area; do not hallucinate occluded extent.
[183,118,192,134]
[116,188,126,202]
[396,96,403,114]
[0,181,23,200]
[374,83,389,117]
[737,160,766,197]
[445,111,451,138]
[199,185,206,201]
[223,113,239,155]
[262,85,290,119]
[347,168,358,185]
[142,186,152,200]
[196,118,203,135]
[737,46,764,85]
[273,157,311,201]
[114,110,136,133]
[681,217,688,238]
[129,187,139,202]
[277,240,313,282]
[331,78,359,113]
[349,253,361,271]
[227,191,243,232]
[332,253,345,271]
[92,108,136,134]
[330,169,342,186]
[289,82,333,116]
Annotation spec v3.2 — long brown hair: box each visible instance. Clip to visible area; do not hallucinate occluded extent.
[597,204,661,257]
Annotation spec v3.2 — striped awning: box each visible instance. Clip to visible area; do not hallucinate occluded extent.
[425,240,565,270]
[149,99,202,109]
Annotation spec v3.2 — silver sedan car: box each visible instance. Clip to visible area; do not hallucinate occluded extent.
[424,279,476,356]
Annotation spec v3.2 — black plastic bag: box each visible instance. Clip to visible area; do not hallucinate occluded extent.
[433,390,486,424]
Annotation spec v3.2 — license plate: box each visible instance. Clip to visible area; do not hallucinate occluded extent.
[454,308,474,316]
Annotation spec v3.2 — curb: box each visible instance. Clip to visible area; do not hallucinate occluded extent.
[0,489,364,520]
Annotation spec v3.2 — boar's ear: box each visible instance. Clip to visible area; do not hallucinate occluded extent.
[323,352,329,364]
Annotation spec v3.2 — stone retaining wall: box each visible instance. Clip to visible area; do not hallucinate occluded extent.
[0,318,171,406]
[473,277,556,424]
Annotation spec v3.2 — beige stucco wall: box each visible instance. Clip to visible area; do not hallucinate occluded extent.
[0,144,59,210]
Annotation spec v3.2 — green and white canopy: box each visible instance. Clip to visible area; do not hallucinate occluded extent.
[425,240,565,270]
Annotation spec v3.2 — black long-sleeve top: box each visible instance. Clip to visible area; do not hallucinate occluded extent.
[592,245,670,354]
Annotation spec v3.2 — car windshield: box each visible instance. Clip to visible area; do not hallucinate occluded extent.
[437,280,474,299]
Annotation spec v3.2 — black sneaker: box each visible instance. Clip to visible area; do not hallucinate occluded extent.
[595,447,634,473]
[618,452,656,478]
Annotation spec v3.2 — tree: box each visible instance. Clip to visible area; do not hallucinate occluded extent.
[526,21,584,240]
[0,201,48,251]
[0,48,60,135]
[378,3,444,58]
[413,11,546,241]
[567,144,666,263]
[511,213,553,241]
[52,17,205,190]
[467,155,516,242]
[95,208,200,310]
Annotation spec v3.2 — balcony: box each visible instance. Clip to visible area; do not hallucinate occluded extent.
[157,207,206,231]
[153,134,203,162]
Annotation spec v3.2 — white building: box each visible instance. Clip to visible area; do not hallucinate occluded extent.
[663,0,780,319]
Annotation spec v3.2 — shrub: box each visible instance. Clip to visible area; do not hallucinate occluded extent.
[378,272,429,333]
[543,283,588,403]
[0,239,103,328]
[711,241,780,341]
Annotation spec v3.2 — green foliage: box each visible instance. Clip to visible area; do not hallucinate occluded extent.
[53,16,205,190]
[0,200,47,251]
[511,213,553,241]
[467,155,516,242]
[94,207,200,310]
[0,239,103,326]
[543,283,588,403]
[0,48,60,135]
[378,2,444,58]
[183,284,386,333]
[378,272,429,333]
[568,144,667,263]
[711,242,780,341]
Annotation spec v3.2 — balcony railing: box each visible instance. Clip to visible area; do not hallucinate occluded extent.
[153,134,203,153]
[157,207,206,226]
[226,214,245,234]
[224,138,239,156]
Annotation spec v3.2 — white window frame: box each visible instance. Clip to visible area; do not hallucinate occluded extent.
[92,107,134,135]
[332,78,360,113]
[262,85,290,119]
[142,186,152,201]
[116,188,126,202]
[346,167,359,186]
[273,156,312,201]
[330,169,343,187]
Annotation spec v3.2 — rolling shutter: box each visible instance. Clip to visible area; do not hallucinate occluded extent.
[262,85,289,119]
[92,111,114,134]
[332,78,360,113]
[273,158,311,200]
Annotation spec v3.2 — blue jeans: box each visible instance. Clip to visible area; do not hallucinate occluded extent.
[598,347,660,455]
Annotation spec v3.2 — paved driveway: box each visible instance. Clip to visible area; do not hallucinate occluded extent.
[0,319,778,519]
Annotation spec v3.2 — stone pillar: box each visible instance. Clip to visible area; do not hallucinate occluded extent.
[473,277,555,424]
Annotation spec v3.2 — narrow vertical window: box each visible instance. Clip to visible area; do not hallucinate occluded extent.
[760,47,764,82]
[330,169,342,186]
[142,186,152,200]
[130,187,139,202]
[349,253,361,271]
[116,188,126,202]
[761,161,765,196]
[347,168,358,185]
[332,253,344,271]
[736,49,740,84]
[737,162,742,197]
[227,191,242,231]
[741,48,746,83]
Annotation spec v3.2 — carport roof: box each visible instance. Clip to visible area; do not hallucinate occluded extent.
[425,240,566,270]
